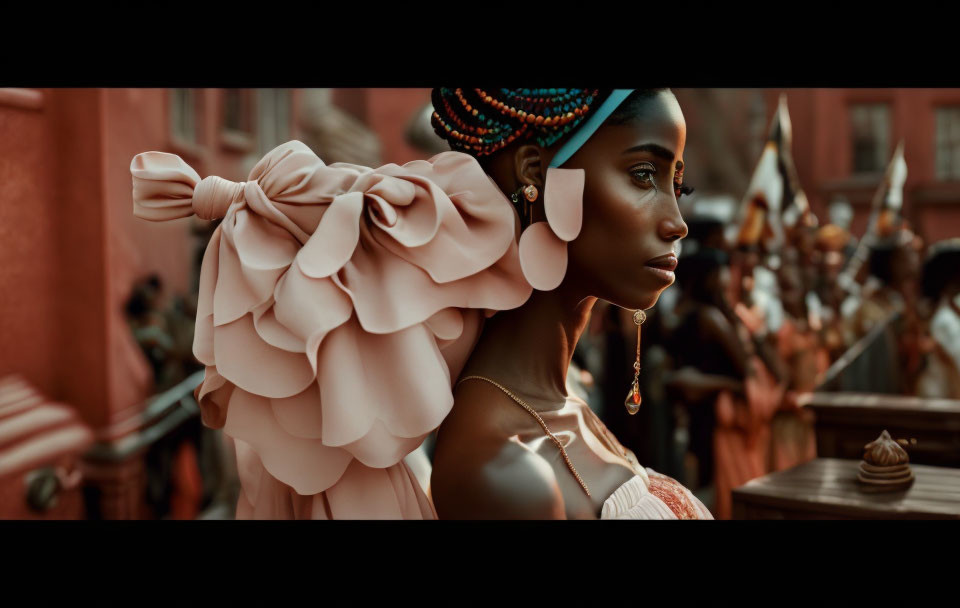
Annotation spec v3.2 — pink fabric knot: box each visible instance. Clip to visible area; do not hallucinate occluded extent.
[132,141,534,509]
[193,175,245,220]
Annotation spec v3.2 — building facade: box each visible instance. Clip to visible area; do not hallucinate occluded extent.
[0,88,314,429]
[765,88,960,244]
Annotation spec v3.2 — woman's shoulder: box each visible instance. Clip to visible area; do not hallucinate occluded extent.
[431,379,566,519]
[434,438,566,519]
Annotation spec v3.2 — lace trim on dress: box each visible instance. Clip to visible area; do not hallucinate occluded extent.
[600,470,714,520]
[600,475,677,520]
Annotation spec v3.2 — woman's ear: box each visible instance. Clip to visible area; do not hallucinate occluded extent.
[513,144,545,189]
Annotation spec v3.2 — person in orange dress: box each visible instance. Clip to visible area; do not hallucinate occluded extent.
[669,247,785,519]
[770,255,828,472]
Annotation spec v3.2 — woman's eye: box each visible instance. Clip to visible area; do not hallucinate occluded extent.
[629,163,657,187]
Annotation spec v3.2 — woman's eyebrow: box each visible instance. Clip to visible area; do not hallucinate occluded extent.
[622,143,675,162]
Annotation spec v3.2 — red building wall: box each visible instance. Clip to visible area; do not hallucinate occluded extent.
[365,88,432,165]
[1,88,301,433]
[0,89,67,404]
[767,88,960,244]
[329,88,433,165]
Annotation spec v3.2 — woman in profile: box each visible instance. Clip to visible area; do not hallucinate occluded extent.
[132,88,712,519]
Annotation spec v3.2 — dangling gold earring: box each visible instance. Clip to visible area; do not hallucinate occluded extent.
[624,309,646,415]
[511,184,539,227]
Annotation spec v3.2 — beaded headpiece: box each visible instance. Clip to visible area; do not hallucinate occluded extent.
[431,88,604,158]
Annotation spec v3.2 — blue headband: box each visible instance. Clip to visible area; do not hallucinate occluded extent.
[548,89,635,168]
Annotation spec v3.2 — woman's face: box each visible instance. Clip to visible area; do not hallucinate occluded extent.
[561,91,688,310]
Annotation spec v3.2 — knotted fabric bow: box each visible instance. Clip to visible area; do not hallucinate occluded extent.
[131,141,584,518]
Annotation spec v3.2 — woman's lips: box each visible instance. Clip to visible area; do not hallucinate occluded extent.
[645,254,678,283]
[646,254,678,271]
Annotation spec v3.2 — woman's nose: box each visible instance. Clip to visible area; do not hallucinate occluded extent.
[659,206,688,242]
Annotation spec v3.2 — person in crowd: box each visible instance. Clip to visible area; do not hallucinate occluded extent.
[844,227,928,393]
[769,252,826,471]
[667,247,784,518]
[916,239,960,399]
[814,223,854,362]
[848,227,922,342]
[125,274,202,392]
[125,274,174,388]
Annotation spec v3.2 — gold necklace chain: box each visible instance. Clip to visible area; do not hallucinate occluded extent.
[457,375,591,497]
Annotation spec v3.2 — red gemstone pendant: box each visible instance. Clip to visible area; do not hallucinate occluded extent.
[624,382,641,415]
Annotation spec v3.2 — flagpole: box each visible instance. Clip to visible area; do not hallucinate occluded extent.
[837,140,906,294]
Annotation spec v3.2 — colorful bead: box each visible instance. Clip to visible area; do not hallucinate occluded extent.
[434,88,602,157]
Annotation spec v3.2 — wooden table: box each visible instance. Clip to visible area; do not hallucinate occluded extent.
[804,392,960,467]
[732,458,960,519]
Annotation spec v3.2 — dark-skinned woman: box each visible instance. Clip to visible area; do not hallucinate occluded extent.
[132,89,711,519]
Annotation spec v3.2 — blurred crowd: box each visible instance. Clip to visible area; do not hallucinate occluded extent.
[572,201,960,518]
[122,219,239,520]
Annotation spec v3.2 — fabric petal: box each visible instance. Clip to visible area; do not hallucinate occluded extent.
[339,223,530,334]
[232,209,299,271]
[233,438,266,508]
[437,308,484,383]
[192,227,221,365]
[272,267,353,373]
[369,154,518,283]
[229,211,296,304]
[325,459,433,520]
[194,367,232,429]
[214,218,267,326]
[359,173,440,248]
[251,301,305,353]
[424,308,464,341]
[224,387,352,495]
[297,192,364,278]
[341,421,429,469]
[213,315,315,399]
[317,318,452,450]
[270,382,323,439]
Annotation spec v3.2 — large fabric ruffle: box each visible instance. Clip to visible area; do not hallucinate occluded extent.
[132,141,533,517]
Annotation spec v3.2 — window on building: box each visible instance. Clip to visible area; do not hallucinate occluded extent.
[257,89,292,155]
[849,103,890,174]
[935,107,960,181]
[222,89,254,135]
[170,88,198,143]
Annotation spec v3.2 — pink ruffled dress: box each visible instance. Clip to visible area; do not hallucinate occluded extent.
[131,141,706,520]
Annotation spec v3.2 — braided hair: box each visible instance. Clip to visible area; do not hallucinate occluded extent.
[431,88,606,157]
[431,88,670,159]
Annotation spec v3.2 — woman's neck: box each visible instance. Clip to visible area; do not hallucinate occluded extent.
[462,284,597,411]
